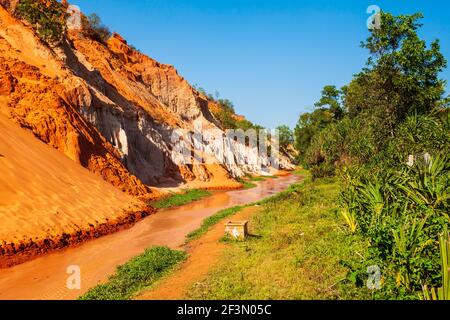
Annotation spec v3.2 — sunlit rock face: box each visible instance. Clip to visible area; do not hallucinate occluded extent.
[0,2,293,194]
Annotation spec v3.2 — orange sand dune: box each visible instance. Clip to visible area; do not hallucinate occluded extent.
[0,114,152,264]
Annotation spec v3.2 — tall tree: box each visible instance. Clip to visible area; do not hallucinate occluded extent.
[276,125,294,150]
[315,85,344,120]
[358,12,447,122]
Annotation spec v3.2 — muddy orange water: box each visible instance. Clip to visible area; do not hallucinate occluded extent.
[0,175,300,300]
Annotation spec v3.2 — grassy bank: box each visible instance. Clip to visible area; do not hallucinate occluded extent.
[185,176,371,299]
[237,179,257,190]
[150,189,211,209]
[79,247,186,300]
[186,205,247,242]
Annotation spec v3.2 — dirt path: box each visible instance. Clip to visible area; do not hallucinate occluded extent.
[137,206,260,300]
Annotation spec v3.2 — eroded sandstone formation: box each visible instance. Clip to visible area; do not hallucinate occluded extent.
[0,1,294,266]
[1,1,293,192]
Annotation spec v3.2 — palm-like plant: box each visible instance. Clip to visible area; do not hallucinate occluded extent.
[422,229,450,300]
[340,152,449,295]
[340,208,358,233]
[398,154,450,213]
[392,215,429,289]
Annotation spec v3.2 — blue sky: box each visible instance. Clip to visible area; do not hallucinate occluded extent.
[71,0,450,129]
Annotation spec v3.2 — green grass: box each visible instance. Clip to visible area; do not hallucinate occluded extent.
[249,176,265,182]
[237,175,278,189]
[150,189,211,209]
[185,176,371,300]
[292,167,309,176]
[186,206,247,242]
[236,178,257,190]
[79,247,186,300]
[262,175,279,179]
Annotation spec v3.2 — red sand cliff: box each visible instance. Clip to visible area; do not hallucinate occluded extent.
[0,1,292,266]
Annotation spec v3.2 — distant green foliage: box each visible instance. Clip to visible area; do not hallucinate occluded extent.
[16,0,68,43]
[128,44,141,53]
[151,189,211,209]
[79,246,186,300]
[217,98,235,114]
[294,108,334,165]
[295,12,448,179]
[214,98,263,131]
[82,13,112,43]
[276,125,294,150]
[315,85,344,120]
[196,88,263,131]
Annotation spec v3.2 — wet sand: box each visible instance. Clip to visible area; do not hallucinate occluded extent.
[0,174,300,300]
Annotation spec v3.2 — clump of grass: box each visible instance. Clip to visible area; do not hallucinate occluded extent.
[249,176,265,182]
[242,181,257,189]
[237,178,257,190]
[293,167,309,176]
[79,246,186,300]
[186,206,246,241]
[237,175,280,189]
[263,175,279,179]
[151,189,211,209]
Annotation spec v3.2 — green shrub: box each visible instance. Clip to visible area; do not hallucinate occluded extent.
[82,13,112,43]
[79,246,186,300]
[197,92,263,131]
[340,154,450,297]
[422,229,450,300]
[16,0,68,44]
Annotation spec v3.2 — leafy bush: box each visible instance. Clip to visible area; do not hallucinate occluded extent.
[340,154,449,297]
[195,89,263,131]
[422,229,450,300]
[294,12,448,177]
[276,125,294,150]
[382,111,450,167]
[82,13,112,43]
[16,0,68,44]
